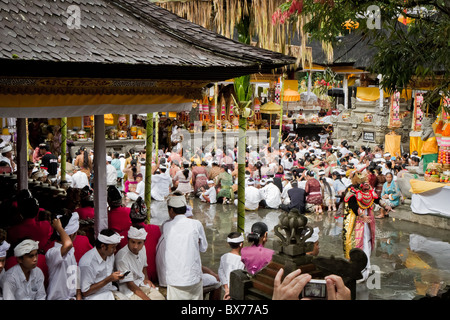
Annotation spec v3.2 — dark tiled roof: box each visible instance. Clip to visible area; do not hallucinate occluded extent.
[0,0,296,80]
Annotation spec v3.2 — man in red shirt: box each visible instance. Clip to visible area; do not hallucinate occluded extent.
[7,196,53,253]
[107,186,131,234]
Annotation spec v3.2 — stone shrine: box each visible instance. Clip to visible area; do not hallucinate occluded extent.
[229,209,368,300]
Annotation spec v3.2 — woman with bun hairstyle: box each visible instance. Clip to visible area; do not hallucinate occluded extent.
[240,222,274,275]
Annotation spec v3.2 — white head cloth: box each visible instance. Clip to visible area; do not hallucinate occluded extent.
[306,227,320,243]
[57,212,80,236]
[227,234,244,243]
[0,240,10,258]
[14,239,39,257]
[167,194,187,208]
[127,226,148,240]
[97,232,123,245]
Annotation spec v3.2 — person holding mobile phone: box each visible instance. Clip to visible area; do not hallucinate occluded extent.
[114,226,165,300]
[272,268,351,300]
[78,229,124,300]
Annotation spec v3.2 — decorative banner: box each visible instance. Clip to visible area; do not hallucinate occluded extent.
[413,92,424,131]
[389,91,402,128]
[274,80,281,105]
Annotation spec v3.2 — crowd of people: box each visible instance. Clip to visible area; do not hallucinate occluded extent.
[0,122,422,301]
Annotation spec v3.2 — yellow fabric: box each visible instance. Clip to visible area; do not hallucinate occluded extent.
[284,80,298,91]
[384,134,401,158]
[356,87,384,101]
[0,93,192,108]
[356,87,413,101]
[331,66,365,73]
[421,137,438,155]
[409,136,424,157]
[409,179,450,194]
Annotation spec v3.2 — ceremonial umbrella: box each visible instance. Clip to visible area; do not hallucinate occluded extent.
[260,101,282,143]
[283,88,301,114]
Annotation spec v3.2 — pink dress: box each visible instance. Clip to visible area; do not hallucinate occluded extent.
[240,245,274,275]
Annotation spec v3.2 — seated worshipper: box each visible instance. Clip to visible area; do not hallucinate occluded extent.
[279,181,306,213]
[192,161,209,196]
[305,170,323,214]
[199,180,217,204]
[126,173,145,202]
[151,167,173,201]
[0,231,10,299]
[45,211,81,300]
[114,226,165,300]
[376,172,401,219]
[218,232,245,300]
[107,186,131,235]
[234,178,264,211]
[78,229,125,300]
[240,222,274,275]
[260,178,282,209]
[281,172,294,205]
[7,195,53,253]
[215,164,234,204]
[75,186,95,220]
[71,166,90,189]
[172,162,193,195]
[117,197,161,283]
[163,193,208,300]
[2,239,46,300]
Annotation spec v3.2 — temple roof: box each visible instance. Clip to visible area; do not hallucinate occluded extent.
[0,0,296,80]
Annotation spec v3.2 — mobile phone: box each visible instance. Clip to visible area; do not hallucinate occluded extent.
[300,279,327,300]
[122,271,131,277]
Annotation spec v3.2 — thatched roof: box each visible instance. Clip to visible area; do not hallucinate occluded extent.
[0,0,296,80]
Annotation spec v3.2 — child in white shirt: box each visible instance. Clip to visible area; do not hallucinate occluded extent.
[218,232,245,300]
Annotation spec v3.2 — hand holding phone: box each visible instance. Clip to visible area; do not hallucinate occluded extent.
[121,271,131,278]
[300,279,327,300]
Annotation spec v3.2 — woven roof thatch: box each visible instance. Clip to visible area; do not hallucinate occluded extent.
[0,0,296,80]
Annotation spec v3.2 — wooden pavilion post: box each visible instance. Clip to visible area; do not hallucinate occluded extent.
[93,114,108,237]
[145,112,153,224]
[60,117,67,181]
[16,118,28,191]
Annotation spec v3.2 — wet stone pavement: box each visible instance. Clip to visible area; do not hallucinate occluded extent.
[148,198,450,300]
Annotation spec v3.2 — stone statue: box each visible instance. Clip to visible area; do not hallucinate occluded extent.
[420,116,439,171]
[274,208,312,249]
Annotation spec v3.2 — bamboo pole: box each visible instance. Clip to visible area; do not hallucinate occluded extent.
[237,104,246,234]
[145,113,153,224]
[214,83,218,151]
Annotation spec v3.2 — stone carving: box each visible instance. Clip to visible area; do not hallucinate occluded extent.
[274,208,312,250]
[351,128,363,142]
[421,116,436,141]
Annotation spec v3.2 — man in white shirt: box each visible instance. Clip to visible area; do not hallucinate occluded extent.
[151,168,172,201]
[2,239,46,300]
[163,193,208,300]
[45,212,81,300]
[260,178,282,209]
[78,229,125,300]
[72,166,90,189]
[115,226,165,300]
[106,156,118,187]
[234,179,264,210]
[127,173,145,201]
